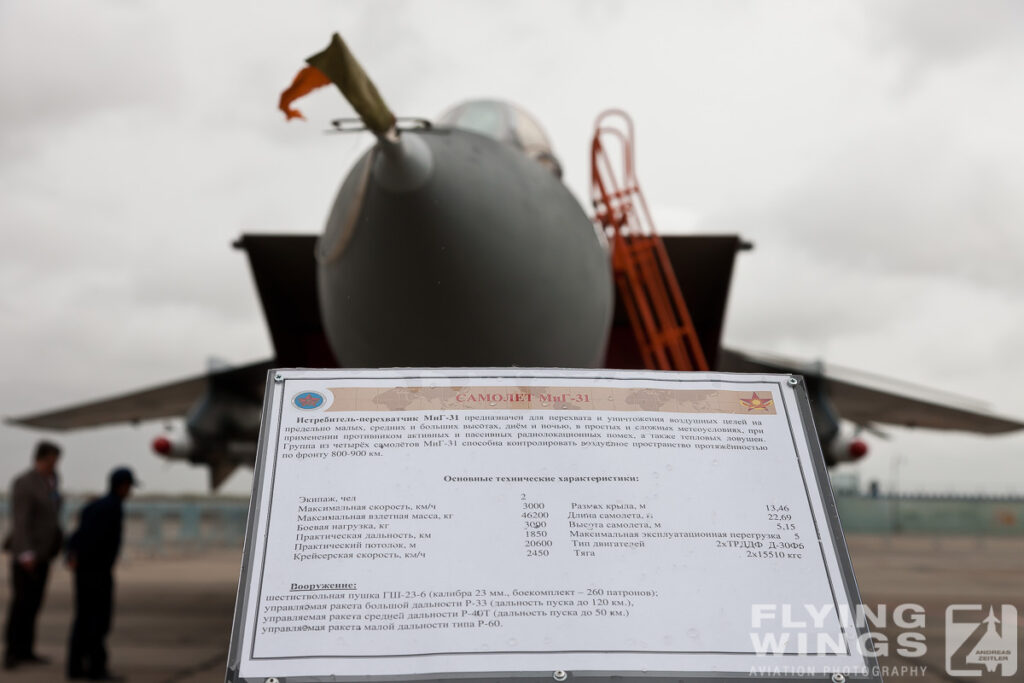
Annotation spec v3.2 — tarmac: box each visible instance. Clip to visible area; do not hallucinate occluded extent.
[1,535,1021,683]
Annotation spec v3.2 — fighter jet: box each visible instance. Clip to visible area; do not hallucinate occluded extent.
[8,34,1022,488]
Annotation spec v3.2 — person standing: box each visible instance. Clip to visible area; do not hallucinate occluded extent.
[66,467,136,681]
[3,440,63,670]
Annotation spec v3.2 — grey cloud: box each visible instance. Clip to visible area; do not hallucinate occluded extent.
[0,2,181,133]
[718,132,1024,293]
[866,0,1024,72]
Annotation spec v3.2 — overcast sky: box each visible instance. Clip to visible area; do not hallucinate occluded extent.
[1,0,1022,496]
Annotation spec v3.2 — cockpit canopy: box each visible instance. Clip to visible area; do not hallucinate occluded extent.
[437,99,563,178]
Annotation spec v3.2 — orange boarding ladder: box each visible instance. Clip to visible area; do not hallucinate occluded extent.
[591,109,708,372]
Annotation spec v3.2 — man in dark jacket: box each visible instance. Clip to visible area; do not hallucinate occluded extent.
[65,467,136,681]
[3,440,62,670]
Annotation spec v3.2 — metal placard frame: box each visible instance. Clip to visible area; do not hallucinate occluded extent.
[225,368,882,683]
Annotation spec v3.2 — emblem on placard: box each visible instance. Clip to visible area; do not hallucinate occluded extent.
[740,392,774,412]
[292,391,326,410]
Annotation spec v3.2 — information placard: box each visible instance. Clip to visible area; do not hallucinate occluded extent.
[226,368,880,683]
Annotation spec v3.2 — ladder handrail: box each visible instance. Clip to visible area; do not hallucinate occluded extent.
[591,109,709,372]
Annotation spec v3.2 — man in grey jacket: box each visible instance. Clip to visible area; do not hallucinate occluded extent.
[3,441,62,670]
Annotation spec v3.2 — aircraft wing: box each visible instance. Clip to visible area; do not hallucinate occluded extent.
[717,348,1024,434]
[6,360,275,431]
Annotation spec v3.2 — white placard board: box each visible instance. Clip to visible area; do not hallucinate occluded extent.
[226,368,879,683]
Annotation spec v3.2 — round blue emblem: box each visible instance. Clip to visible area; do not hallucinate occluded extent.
[293,391,325,410]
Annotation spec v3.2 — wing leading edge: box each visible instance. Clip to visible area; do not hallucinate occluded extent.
[718,348,1023,434]
[6,360,275,431]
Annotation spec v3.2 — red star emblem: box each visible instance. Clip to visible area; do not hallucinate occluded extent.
[297,393,321,407]
[740,392,773,412]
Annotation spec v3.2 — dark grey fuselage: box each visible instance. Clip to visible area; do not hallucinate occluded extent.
[317,128,614,367]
